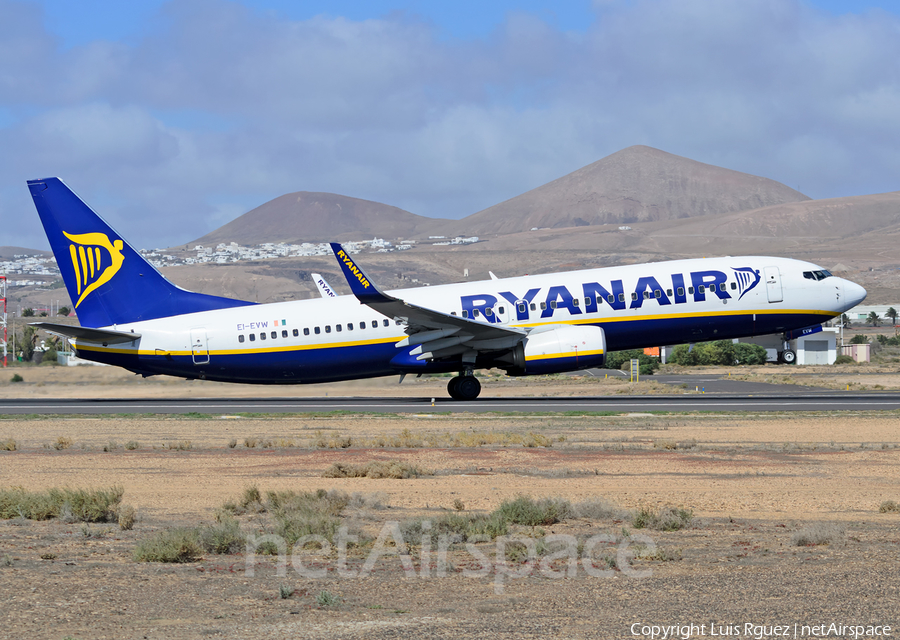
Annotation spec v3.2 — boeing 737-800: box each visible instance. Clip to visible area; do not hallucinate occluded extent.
[28,178,866,400]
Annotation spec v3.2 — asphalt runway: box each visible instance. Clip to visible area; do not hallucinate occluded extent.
[3,392,900,414]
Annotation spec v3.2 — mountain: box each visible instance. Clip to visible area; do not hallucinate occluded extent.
[442,146,810,236]
[192,191,433,246]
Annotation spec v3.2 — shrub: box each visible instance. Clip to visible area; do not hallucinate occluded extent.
[164,440,192,451]
[316,590,340,607]
[495,496,572,526]
[0,439,16,452]
[572,498,630,521]
[402,511,509,542]
[118,504,137,530]
[199,518,246,553]
[53,437,73,450]
[10,374,23,383]
[849,334,868,344]
[834,355,855,365]
[632,506,693,531]
[791,523,845,546]
[0,486,123,522]
[133,528,204,563]
[124,441,140,450]
[879,500,900,513]
[323,460,432,479]
[605,349,659,374]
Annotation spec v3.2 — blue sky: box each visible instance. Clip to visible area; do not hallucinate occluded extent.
[3,0,900,249]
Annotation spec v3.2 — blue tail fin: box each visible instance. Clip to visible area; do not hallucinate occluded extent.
[28,178,253,327]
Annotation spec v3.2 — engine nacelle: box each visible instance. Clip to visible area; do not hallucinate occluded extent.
[502,325,606,375]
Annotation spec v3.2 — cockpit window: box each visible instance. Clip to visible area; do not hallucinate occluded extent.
[802,270,832,281]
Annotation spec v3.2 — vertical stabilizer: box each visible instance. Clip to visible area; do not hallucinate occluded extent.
[28,178,253,327]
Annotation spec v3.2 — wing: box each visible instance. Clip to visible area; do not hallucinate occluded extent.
[329,243,524,363]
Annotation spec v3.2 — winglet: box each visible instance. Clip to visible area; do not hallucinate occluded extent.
[329,243,393,304]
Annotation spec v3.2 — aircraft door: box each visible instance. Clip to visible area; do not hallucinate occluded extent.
[764,267,783,303]
[191,328,209,365]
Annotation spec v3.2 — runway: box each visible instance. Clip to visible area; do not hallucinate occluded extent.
[3,392,900,414]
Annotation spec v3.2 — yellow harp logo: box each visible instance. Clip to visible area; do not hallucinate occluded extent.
[63,231,125,308]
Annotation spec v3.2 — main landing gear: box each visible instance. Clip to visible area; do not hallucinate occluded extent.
[780,349,797,365]
[448,372,481,400]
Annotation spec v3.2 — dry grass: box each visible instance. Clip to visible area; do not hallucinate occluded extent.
[791,522,846,547]
[0,486,123,522]
[322,460,433,479]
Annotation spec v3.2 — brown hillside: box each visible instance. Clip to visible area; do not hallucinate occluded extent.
[192,192,434,245]
[440,145,810,236]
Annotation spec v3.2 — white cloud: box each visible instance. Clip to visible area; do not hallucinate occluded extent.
[2,0,899,249]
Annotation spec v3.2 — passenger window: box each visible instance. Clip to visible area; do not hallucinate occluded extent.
[677,287,684,296]
[530,303,536,311]
[325,325,331,333]
[688,287,694,295]
[572,298,579,307]
[371,321,377,328]
[643,291,650,299]
[698,285,705,293]
[462,310,469,319]
[473,309,480,317]
[282,330,288,338]
[631,292,638,301]
[348,323,353,330]
[586,297,592,306]
[359,322,365,329]
[654,290,661,298]
[517,303,526,313]
[618,293,625,302]
[666,289,672,296]
[260,332,267,340]
[485,308,493,317]
[550,301,557,309]
[249,334,256,342]
[498,306,505,314]
[608,295,614,304]
[293,329,299,337]
[396,320,402,325]
[596,297,602,306]
[719,283,726,292]
[314,327,321,334]
[451,311,457,316]
[730,282,737,290]
[271,331,277,339]
[336,324,342,332]
[303,328,310,336]
[238,335,245,343]
[383,319,390,327]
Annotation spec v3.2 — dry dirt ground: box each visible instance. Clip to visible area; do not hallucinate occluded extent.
[1,368,899,639]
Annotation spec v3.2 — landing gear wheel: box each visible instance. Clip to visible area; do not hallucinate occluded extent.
[455,376,481,401]
[782,349,796,365]
[447,376,462,400]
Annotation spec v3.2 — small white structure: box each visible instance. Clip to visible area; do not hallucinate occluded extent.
[735,326,838,365]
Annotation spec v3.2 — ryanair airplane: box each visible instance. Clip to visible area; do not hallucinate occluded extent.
[28,178,866,400]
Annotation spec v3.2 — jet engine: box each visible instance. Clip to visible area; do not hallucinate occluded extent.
[500,325,606,375]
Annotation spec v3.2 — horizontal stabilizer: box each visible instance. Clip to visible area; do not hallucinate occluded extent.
[30,322,141,344]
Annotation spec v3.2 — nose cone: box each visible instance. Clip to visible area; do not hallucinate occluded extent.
[842,279,867,309]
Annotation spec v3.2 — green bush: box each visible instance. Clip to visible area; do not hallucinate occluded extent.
[605,349,659,375]
[669,340,767,366]
[834,355,855,365]
[133,528,204,563]
[632,505,693,531]
[0,486,123,522]
[495,496,572,526]
[849,334,868,344]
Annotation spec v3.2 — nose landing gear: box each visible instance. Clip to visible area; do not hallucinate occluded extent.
[447,371,482,400]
